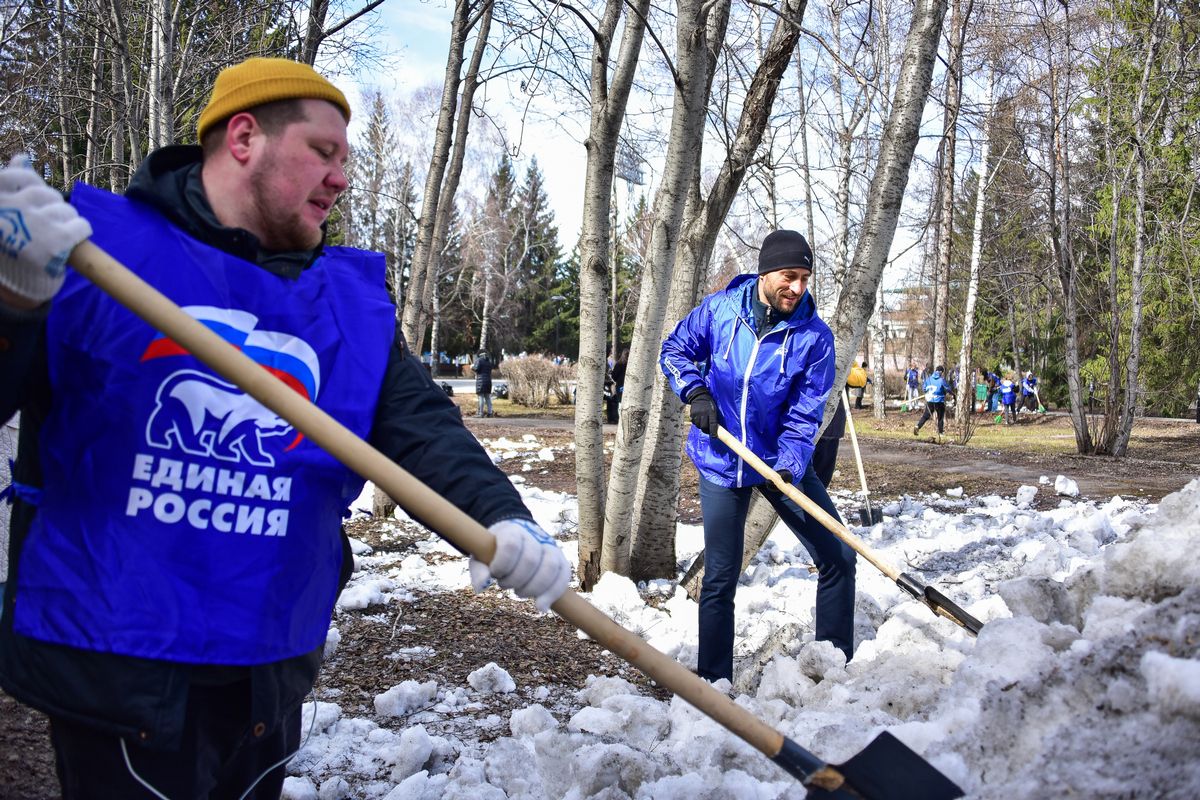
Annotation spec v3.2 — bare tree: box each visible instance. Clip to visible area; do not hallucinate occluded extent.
[624,0,809,582]
[931,0,971,370]
[571,0,650,591]
[598,0,733,579]
[401,0,491,352]
[825,0,949,399]
[954,70,996,437]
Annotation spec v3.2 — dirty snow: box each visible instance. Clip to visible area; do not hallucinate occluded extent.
[289,440,1200,799]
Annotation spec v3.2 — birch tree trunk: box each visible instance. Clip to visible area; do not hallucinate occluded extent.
[1043,13,1091,453]
[932,0,966,371]
[954,72,994,434]
[400,0,473,350]
[416,3,493,355]
[56,0,72,183]
[1113,0,1165,456]
[624,0,808,582]
[795,55,819,306]
[871,284,886,418]
[574,0,649,591]
[599,0,730,578]
[825,0,949,402]
[84,24,104,183]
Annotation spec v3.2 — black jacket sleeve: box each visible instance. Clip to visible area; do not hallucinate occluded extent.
[0,302,49,424]
[368,334,532,536]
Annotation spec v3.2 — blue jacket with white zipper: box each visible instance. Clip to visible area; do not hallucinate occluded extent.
[660,273,836,488]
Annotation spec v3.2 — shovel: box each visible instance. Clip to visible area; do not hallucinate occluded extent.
[717,426,983,637]
[841,389,883,527]
[67,240,964,799]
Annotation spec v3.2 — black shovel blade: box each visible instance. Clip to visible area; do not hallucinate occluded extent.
[807,732,964,800]
[924,585,984,635]
[858,506,884,527]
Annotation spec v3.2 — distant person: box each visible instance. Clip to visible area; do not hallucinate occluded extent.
[983,367,1000,412]
[811,396,847,488]
[660,228,855,681]
[998,374,1019,424]
[473,351,495,417]
[1021,371,1040,413]
[914,365,951,436]
[847,360,869,409]
[605,349,628,424]
[904,363,920,406]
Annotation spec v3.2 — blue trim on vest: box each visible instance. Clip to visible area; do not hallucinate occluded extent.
[0,460,40,506]
[13,184,395,665]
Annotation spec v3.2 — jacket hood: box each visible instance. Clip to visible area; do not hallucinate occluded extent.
[125,145,323,278]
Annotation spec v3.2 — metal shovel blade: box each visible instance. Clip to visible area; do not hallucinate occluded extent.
[805,732,964,800]
[858,506,884,527]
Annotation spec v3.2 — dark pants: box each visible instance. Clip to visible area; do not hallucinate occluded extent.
[1003,401,1017,424]
[697,464,856,682]
[915,400,945,434]
[606,397,621,424]
[810,437,840,488]
[50,681,301,800]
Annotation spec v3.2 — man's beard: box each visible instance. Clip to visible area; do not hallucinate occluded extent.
[249,157,323,252]
[765,286,801,315]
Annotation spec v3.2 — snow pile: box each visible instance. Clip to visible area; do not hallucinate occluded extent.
[288,461,1200,799]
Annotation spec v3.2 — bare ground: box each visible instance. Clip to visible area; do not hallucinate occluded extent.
[2,408,1195,798]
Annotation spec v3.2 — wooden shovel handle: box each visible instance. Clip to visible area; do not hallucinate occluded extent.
[67,240,796,772]
[716,425,901,582]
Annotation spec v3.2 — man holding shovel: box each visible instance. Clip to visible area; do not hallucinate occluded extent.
[0,57,569,799]
[661,229,856,683]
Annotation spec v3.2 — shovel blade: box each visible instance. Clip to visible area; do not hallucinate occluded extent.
[858,507,884,527]
[806,732,964,800]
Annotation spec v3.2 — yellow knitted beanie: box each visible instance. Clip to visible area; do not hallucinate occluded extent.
[197,57,351,142]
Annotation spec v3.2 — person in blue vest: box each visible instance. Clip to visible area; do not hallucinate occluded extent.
[913,365,951,436]
[1021,371,1040,413]
[982,367,1001,412]
[904,363,921,407]
[998,373,1019,424]
[0,58,570,799]
[661,229,856,683]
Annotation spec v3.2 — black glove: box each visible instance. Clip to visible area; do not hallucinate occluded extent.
[763,468,794,494]
[688,388,721,436]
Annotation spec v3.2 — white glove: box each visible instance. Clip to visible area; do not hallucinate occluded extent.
[0,155,92,305]
[470,518,571,612]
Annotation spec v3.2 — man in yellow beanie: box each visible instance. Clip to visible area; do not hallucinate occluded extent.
[0,57,569,799]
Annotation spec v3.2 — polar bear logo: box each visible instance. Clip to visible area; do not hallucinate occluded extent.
[146,370,292,467]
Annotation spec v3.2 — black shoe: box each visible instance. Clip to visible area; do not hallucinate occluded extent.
[912,425,920,436]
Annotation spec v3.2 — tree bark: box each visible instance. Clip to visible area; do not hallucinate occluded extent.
[574,0,650,591]
[825,0,949,414]
[1113,0,1165,456]
[600,0,732,579]
[400,0,473,350]
[954,71,994,434]
[415,2,494,356]
[625,0,807,582]
[932,0,966,371]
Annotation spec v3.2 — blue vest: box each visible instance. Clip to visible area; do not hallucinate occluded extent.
[14,183,394,665]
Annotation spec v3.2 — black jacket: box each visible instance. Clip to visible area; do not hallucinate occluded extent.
[0,146,533,749]
[473,356,493,395]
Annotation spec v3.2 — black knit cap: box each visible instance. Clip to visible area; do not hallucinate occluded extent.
[758,229,813,275]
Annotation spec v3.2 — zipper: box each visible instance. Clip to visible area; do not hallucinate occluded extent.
[734,315,762,488]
